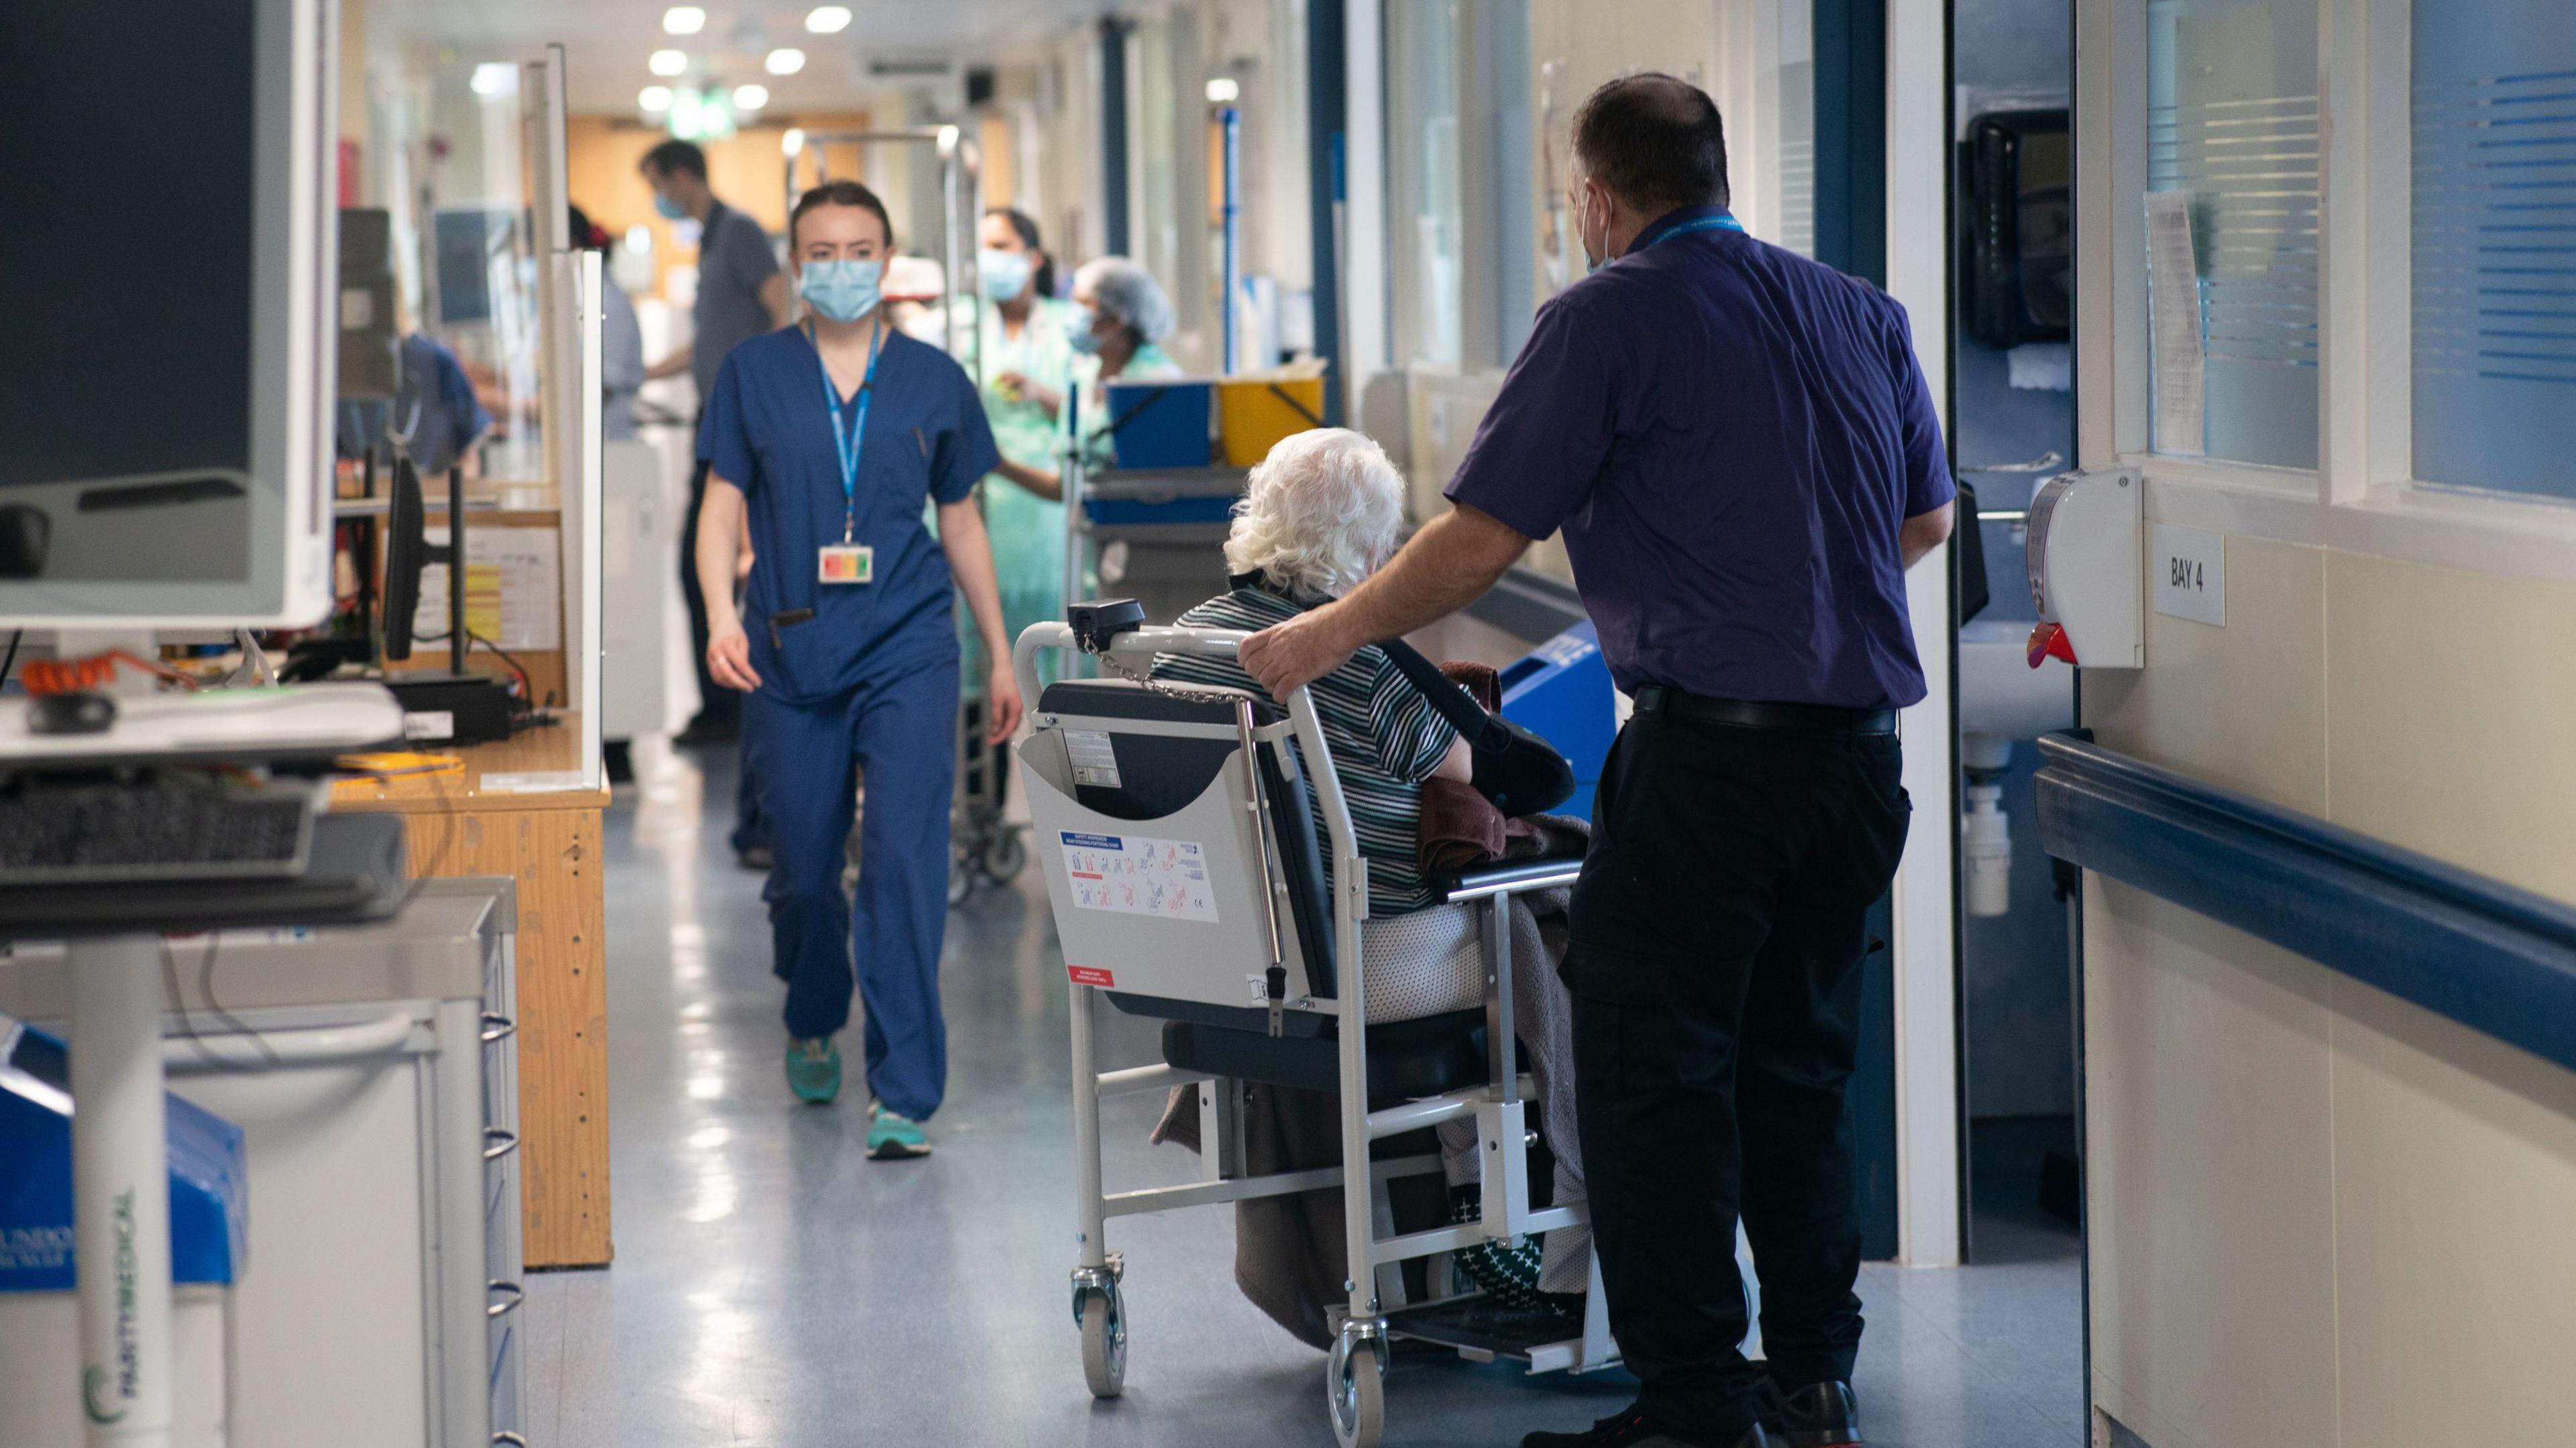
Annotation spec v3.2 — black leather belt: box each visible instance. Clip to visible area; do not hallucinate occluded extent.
[1633,685,1896,736]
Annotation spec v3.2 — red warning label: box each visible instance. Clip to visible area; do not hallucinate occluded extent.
[1067,966,1116,988]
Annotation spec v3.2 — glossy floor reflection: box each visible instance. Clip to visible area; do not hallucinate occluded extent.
[521,742,2084,1446]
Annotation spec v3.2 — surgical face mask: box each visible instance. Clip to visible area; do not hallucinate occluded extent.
[1578,186,1609,274]
[1067,307,1105,355]
[799,258,883,323]
[653,192,688,222]
[978,247,1033,302]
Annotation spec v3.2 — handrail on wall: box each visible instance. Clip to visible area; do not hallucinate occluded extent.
[2034,732,2576,1075]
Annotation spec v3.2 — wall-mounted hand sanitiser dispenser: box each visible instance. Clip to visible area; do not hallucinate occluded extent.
[2024,467,2143,669]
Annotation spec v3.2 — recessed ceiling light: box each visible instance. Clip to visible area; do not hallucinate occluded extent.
[732,84,769,112]
[806,6,852,33]
[782,127,808,157]
[1205,76,1240,104]
[649,49,689,77]
[639,85,674,111]
[662,6,706,36]
[765,47,807,76]
[471,62,517,97]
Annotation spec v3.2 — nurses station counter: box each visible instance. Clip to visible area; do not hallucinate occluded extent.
[331,724,612,1269]
[333,476,614,1269]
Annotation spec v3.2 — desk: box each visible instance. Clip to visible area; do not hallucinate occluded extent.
[333,718,613,1268]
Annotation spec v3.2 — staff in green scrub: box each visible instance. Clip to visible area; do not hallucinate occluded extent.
[963,207,1083,676]
[1066,256,1185,471]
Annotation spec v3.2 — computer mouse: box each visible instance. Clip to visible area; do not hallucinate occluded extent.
[27,691,116,736]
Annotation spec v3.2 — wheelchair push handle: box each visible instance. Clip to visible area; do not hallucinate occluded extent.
[1012,603,1254,716]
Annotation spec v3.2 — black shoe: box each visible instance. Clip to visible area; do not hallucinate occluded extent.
[1519,1406,1774,1448]
[673,717,738,747]
[1758,1381,1860,1448]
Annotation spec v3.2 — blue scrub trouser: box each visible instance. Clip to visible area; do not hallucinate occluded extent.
[729,750,767,855]
[745,653,959,1120]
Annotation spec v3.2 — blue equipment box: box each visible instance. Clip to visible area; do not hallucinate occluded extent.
[1082,494,1238,528]
[1102,379,1214,469]
[1497,622,1617,821]
[0,1021,246,1291]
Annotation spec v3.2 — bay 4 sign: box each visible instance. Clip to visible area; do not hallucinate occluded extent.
[2150,522,2226,627]
[1058,831,1221,924]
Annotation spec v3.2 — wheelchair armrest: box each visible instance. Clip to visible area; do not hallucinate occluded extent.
[1437,854,1586,903]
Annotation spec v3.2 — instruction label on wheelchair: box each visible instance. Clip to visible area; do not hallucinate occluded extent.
[1059,832,1220,923]
[1063,729,1123,787]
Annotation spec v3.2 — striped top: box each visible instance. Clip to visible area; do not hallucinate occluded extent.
[1152,586,1458,916]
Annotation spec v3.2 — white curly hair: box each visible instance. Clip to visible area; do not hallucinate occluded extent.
[1223,428,1405,598]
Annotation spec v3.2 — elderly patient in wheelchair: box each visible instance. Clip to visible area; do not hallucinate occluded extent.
[1146,428,1596,1340]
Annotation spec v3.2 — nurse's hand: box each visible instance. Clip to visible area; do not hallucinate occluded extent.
[1240,607,1360,700]
[707,622,761,692]
[985,664,1023,745]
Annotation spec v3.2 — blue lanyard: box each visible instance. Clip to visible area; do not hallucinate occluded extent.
[1648,212,1744,248]
[810,321,889,543]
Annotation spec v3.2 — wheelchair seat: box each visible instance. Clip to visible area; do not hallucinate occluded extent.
[1161,1007,1491,1099]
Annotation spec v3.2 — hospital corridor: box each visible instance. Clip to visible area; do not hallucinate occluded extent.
[6,0,2576,1446]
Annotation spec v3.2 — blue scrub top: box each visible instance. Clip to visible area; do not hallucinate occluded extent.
[702,325,1000,706]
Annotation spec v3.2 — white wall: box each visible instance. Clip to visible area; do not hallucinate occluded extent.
[2073,0,2576,1437]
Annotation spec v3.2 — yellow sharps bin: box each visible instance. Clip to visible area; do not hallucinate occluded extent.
[1216,361,1330,467]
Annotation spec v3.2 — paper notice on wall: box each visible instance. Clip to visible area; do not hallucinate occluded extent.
[1059,831,1219,923]
[413,526,562,652]
[2145,191,2206,457]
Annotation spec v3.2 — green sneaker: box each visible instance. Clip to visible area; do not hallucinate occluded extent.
[785,1038,841,1103]
[866,1101,932,1160]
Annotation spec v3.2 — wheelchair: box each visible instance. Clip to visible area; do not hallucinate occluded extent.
[1012,615,1617,1447]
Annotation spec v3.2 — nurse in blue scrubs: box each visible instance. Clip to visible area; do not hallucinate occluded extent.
[692,179,1022,1156]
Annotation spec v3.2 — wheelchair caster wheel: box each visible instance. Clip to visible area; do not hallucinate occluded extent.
[1075,1284,1126,1398]
[948,856,975,907]
[1327,1333,1385,1447]
[982,830,1027,883]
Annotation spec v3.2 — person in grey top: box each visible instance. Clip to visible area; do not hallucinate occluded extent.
[639,140,789,408]
[569,203,645,441]
[642,140,792,759]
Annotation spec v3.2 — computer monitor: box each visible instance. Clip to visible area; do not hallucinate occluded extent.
[432,207,517,328]
[0,0,336,626]
[380,457,468,675]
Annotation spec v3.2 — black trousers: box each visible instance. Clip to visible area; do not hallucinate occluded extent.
[1564,704,1911,1436]
[678,458,741,734]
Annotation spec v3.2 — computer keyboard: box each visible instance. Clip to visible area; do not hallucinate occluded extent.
[0,780,319,884]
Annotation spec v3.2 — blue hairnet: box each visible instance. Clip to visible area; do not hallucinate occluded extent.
[1073,256,1176,343]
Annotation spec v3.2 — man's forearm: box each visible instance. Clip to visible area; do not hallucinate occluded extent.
[1898,501,1956,569]
[646,345,694,382]
[1325,504,1531,649]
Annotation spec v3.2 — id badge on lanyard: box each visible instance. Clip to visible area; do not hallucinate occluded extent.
[816,321,888,585]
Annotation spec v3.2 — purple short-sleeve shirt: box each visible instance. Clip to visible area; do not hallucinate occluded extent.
[1444,205,1953,710]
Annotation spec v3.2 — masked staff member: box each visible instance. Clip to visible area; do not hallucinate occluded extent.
[1239,73,1953,1448]
[694,180,1022,1157]
[963,207,1085,685]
